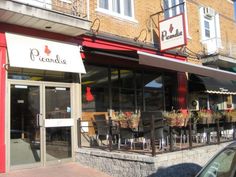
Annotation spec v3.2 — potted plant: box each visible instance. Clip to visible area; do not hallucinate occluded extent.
[113,111,140,129]
[162,109,190,127]
[222,109,236,122]
[197,110,222,124]
[197,109,213,124]
[113,111,129,128]
[128,111,141,129]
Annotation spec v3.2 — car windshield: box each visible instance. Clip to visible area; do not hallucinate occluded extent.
[197,148,236,177]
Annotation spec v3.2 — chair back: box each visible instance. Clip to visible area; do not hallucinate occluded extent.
[141,111,166,139]
[94,114,109,136]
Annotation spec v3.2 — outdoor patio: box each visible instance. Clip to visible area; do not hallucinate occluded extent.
[78,110,236,156]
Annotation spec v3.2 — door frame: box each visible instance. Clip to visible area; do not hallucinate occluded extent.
[6,79,76,171]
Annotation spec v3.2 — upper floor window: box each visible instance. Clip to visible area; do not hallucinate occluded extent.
[163,0,184,19]
[99,0,109,10]
[200,7,222,54]
[204,20,210,38]
[98,0,135,20]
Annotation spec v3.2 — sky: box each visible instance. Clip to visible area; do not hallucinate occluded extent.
[234,1,236,20]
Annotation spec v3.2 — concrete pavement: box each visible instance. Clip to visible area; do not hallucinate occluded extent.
[0,163,111,177]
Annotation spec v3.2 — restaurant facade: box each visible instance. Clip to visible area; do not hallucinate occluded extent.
[0,22,190,172]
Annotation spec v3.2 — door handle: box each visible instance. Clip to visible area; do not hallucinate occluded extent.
[36,114,43,127]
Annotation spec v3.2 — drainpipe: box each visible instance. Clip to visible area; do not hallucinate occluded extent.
[87,0,90,20]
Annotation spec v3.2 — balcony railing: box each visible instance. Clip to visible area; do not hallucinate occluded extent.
[219,40,236,59]
[13,0,89,20]
[202,38,236,59]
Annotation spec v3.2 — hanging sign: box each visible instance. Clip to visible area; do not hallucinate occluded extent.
[159,13,187,51]
[6,33,86,74]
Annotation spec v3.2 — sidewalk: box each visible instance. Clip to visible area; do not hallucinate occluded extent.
[0,163,111,177]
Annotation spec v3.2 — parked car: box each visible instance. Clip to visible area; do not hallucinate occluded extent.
[195,141,236,177]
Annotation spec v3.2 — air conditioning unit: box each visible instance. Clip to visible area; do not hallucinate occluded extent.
[190,99,199,110]
[203,7,215,18]
[202,43,219,55]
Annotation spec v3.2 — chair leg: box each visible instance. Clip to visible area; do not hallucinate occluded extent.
[166,136,169,149]
[143,138,150,150]
[106,134,109,145]
[118,137,121,149]
[180,134,182,148]
[159,139,162,150]
[142,138,146,150]
[130,138,134,150]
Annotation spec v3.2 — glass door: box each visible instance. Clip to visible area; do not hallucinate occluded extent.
[10,84,42,167]
[9,82,74,169]
[44,86,72,163]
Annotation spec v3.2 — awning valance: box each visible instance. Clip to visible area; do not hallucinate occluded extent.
[6,33,86,74]
[189,75,236,95]
[138,51,236,81]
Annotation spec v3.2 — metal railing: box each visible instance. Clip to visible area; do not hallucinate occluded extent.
[202,38,236,59]
[12,0,89,19]
[77,112,236,157]
[219,40,236,59]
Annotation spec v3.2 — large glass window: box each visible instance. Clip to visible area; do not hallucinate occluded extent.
[82,65,109,112]
[143,73,164,111]
[82,64,165,113]
[111,69,135,112]
[98,0,134,19]
[8,67,78,83]
[233,96,236,109]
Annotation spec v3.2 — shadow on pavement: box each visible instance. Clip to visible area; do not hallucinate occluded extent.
[148,163,202,177]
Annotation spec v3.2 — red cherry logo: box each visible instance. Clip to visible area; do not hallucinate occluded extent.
[44,45,51,56]
[169,24,174,33]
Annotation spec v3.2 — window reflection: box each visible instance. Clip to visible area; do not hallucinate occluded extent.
[82,65,109,112]
[120,70,134,89]
[144,74,164,111]
[46,87,71,119]
[82,64,165,113]
[145,76,163,89]
[8,67,77,83]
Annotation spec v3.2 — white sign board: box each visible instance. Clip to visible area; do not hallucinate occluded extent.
[6,33,86,74]
[159,14,187,51]
[45,118,74,128]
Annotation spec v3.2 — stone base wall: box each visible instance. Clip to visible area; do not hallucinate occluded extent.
[76,149,156,177]
[76,142,231,177]
[153,142,231,177]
